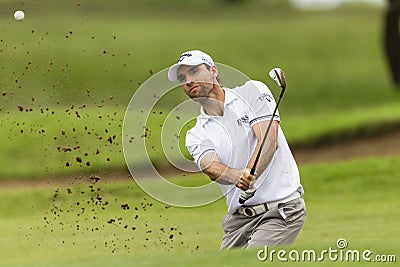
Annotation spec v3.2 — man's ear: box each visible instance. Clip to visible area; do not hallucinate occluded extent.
[211,65,218,78]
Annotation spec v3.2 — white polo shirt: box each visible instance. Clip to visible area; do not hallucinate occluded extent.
[186,80,303,214]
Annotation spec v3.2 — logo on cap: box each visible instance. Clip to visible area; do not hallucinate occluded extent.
[201,56,212,66]
[177,53,192,63]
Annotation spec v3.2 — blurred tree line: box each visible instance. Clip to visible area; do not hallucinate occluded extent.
[224,0,400,89]
[385,0,400,88]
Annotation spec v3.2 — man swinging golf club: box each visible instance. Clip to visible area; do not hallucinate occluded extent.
[168,50,306,249]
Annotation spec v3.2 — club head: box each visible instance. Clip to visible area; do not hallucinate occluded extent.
[268,68,286,89]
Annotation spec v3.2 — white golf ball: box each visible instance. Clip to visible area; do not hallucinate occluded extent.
[14,10,25,21]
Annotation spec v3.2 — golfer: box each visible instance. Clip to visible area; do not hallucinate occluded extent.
[168,50,306,249]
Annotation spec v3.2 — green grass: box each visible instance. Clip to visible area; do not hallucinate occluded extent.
[0,106,125,179]
[1,156,399,267]
[2,100,400,179]
[282,101,400,144]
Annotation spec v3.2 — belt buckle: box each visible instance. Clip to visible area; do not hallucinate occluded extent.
[242,207,256,217]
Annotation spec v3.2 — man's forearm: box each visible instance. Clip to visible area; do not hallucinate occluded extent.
[199,153,255,190]
[202,161,241,185]
[247,121,279,177]
[247,139,277,177]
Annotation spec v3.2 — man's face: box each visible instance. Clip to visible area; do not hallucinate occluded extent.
[177,64,215,99]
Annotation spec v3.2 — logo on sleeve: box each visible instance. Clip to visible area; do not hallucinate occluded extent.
[187,144,198,157]
[237,115,249,126]
[259,93,272,102]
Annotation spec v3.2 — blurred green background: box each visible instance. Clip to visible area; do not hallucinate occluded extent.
[0,0,399,266]
[1,0,399,179]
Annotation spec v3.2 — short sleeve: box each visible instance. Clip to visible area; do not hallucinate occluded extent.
[186,127,216,168]
[241,80,280,126]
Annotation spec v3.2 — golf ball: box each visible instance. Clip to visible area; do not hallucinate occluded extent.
[14,10,25,21]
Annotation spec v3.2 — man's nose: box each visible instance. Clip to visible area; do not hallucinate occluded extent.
[185,77,194,85]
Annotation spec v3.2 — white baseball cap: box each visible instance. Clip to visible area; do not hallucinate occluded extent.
[168,50,215,81]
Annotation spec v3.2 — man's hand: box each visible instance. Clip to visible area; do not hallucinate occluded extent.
[235,168,256,191]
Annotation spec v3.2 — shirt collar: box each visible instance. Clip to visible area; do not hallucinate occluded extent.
[198,88,238,126]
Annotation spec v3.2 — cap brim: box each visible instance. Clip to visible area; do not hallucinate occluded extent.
[167,62,205,82]
[167,63,181,82]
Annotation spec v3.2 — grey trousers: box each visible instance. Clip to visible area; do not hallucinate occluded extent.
[220,198,306,249]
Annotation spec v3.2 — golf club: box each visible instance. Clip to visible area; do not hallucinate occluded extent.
[239,68,287,204]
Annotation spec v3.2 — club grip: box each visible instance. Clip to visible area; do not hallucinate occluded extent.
[239,187,256,204]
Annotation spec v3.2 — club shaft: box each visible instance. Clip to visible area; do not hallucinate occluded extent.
[250,91,284,175]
